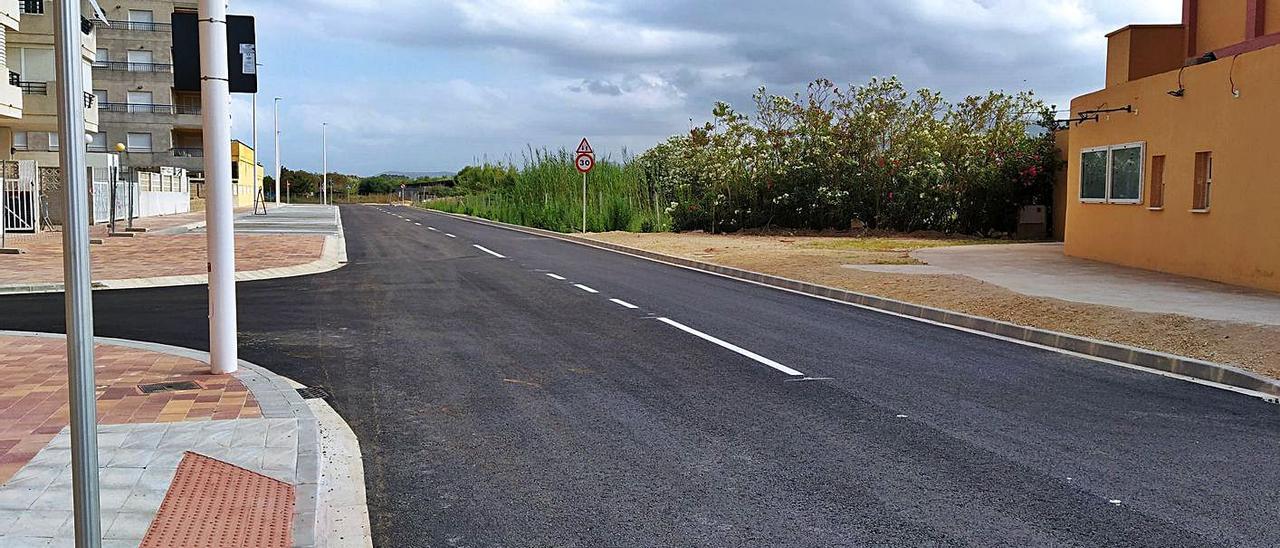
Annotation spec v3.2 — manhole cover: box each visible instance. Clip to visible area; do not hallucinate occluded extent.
[138,381,203,394]
[296,386,330,400]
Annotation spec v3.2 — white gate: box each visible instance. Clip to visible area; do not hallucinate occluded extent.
[1,160,39,233]
[92,167,111,224]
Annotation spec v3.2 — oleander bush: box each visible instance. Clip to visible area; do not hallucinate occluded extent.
[429,76,1061,235]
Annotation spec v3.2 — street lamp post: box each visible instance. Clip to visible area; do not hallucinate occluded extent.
[54,0,101,544]
[322,122,328,205]
[273,97,281,206]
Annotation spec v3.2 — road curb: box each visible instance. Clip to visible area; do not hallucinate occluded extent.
[418,207,1280,401]
[0,330,371,547]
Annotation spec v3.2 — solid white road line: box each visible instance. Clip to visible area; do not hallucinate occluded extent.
[472,244,506,258]
[546,273,566,280]
[610,298,639,309]
[573,284,598,294]
[446,234,457,238]
[656,317,805,376]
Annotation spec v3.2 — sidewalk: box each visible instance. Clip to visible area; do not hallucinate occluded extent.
[0,205,345,294]
[0,332,370,547]
[901,243,1280,326]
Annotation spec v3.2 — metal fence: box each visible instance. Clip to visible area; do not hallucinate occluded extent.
[0,161,39,240]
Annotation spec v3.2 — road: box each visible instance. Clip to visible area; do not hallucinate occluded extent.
[1,204,1276,547]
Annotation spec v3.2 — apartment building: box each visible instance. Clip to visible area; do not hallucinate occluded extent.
[2,0,101,165]
[90,0,202,175]
[1066,0,1280,292]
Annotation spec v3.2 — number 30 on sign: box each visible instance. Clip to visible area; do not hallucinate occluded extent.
[576,153,595,174]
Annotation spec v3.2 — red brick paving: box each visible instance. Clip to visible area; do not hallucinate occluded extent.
[0,335,261,484]
[0,230,324,285]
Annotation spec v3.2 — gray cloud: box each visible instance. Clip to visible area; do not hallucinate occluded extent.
[235,0,1181,174]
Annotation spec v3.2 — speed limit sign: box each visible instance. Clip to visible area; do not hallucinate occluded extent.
[575,153,595,174]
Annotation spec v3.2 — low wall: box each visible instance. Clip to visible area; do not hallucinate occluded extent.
[136,191,191,218]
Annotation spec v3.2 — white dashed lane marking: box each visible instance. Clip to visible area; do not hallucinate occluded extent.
[472,245,506,258]
[656,317,804,377]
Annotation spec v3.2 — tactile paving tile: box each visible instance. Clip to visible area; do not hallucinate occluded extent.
[141,451,295,548]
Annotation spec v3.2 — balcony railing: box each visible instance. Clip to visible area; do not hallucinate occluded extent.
[8,72,19,87]
[91,61,173,73]
[105,20,172,32]
[18,81,47,95]
[173,147,204,158]
[99,102,202,115]
[84,92,95,109]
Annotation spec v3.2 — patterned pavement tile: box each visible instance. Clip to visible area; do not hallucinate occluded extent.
[0,336,261,485]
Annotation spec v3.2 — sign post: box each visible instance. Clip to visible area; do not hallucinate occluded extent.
[575,138,595,233]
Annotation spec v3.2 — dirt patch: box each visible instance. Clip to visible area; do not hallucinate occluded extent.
[584,231,1280,380]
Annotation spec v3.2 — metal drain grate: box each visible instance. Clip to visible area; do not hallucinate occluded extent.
[138,381,202,394]
[296,386,330,400]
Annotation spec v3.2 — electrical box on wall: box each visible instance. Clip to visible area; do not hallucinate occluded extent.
[171,13,258,94]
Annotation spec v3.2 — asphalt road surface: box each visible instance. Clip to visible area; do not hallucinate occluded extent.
[1,204,1277,547]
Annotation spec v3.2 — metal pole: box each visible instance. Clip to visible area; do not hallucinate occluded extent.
[251,90,258,213]
[273,97,280,206]
[1,169,7,249]
[200,0,238,375]
[322,122,327,205]
[582,172,587,233]
[54,0,101,545]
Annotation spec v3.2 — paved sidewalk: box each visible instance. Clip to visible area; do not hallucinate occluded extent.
[0,205,345,294]
[901,243,1280,326]
[0,332,370,547]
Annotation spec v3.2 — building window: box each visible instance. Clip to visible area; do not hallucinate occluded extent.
[127,90,153,113]
[88,132,107,152]
[126,50,153,72]
[47,132,57,151]
[1080,147,1108,201]
[20,1,44,16]
[126,132,152,152]
[94,48,107,63]
[1148,155,1165,209]
[12,131,27,151]
[1193,152,1213,212]
[93,88,107,104]
[1079,142,1145,204]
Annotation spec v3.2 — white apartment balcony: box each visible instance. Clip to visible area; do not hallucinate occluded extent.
[0,70,22,118]
[0,0,20,31]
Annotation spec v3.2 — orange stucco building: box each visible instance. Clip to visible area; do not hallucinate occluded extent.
[1066,0,1280,292]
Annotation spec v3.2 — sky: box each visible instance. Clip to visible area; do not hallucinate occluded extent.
[228,0,1183,176]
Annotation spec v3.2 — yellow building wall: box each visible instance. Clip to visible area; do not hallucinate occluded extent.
[1066,44,1280,292]
[1195,0,1248,53]
[230,141,264,209]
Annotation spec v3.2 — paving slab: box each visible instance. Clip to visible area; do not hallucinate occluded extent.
[910,243,1280,325]
[0,332,368,547]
